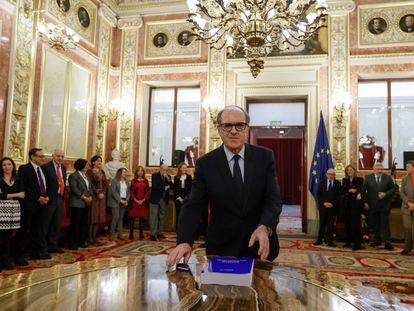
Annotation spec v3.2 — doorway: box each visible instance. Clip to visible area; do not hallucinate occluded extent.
[247,99,307,234]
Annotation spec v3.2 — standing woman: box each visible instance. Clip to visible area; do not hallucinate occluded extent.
[108,168,130,241]
[0,157,25,270]
[68,159,92,250]
[342,164,364,250]
[129,166,150,240]
[86,155,108,246]
[173,163,192,230]
[400,160,414,255]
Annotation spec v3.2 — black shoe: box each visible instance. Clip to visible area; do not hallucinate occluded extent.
[352,245,363,251]
[14,257,29,266]
[343,243,352,248]
[384,243,394,251]
[327,242,336,247]
[313,241,323,246]
[150,235,157,241]
[49,248,64,253]
[401,250,410,255]
[78,243,88,248]
[370,242,381,247]
[2,260,14,270]
[157,234,166,239]
[68,245,78,250]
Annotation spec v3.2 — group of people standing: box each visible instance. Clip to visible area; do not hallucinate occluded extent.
[316,161,414,255]
[0,146,197,271]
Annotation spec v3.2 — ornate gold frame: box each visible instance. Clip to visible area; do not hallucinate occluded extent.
[144,19,201,60]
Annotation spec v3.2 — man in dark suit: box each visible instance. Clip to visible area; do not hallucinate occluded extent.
[314,168,341,247]
[149,164,172,241]
[42,149,67,254]
[361,162,396,250]
[167,106,282,266]
[15,148,50,266]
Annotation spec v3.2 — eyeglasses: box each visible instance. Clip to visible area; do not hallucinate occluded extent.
[218,122,248,132]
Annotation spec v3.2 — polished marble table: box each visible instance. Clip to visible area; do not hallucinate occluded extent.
[0,255,360,310]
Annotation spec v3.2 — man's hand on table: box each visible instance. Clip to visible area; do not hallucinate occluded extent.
[166,243,192,267]
[249,225,270,261]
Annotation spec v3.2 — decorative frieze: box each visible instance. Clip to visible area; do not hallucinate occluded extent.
[117,21,140,170]
[328,0,355,173]
[206,47,226,152]
[4,0,39,164]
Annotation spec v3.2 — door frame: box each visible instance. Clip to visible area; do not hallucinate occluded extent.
[246,98,308,233]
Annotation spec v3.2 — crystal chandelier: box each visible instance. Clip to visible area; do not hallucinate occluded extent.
[187,0,328,78]
[38,22,80,51]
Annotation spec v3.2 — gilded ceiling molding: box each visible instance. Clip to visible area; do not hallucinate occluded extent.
[206,47,226,152]
[117,17,141,170]
[0,0,16,13]
[94,7,114,158]
[327,0,355,174]
[3,0,40,164]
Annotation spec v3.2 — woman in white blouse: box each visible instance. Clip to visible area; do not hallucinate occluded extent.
[108,168,130,241]
[173,163,192,231]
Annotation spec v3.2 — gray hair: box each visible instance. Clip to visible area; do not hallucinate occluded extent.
[216,105,250,126]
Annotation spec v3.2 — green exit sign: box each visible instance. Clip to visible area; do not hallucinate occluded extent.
[270,120,282,126]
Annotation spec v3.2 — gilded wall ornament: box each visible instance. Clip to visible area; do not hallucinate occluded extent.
[4,0,39,164]
[145,20,200,59]
[77,6,90,28]
[47,0,97,45]
[56,0,70,13]
[359,3,414,47]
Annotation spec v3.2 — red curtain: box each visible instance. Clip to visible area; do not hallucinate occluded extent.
[256,138,302,205]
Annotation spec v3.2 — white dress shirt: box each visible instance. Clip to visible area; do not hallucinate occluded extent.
[120,180,127,199]
[31,161,47,191]
[223,144,245,182]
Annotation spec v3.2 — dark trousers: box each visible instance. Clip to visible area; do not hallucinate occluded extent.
[14,205,42,259]
[367,208,391,244]
[344,201,362,246]
[317,207,336,243]
[69,207,89,247]
[38,196,63,253]
[175,201,182,231]
[0,230,12,263]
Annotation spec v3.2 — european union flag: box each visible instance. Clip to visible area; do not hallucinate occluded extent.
[309,111,334,201]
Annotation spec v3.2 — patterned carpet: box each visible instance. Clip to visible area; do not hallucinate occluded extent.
[1,231,413,310]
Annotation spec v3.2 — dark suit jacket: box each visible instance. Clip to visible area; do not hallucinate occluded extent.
[173,174,192,202]
[362,173,395,211]
[177,144,282,261]
[42,160,67,200]
[68,171,93,208]
[149,172,172,204]
[18,162,50,209]
[342,177,364,206]
[317,179,341,210]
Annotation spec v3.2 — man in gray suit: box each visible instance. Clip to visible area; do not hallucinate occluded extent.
[361,162,396,250]
[400,160,414,255]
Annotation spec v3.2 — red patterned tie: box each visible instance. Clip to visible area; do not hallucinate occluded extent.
[57,164,65,196]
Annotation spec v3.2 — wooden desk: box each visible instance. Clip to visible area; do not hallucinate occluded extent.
[0,256,359,310]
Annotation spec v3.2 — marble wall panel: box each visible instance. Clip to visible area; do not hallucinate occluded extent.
[30,43,97,164]
[0,8,14,158]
